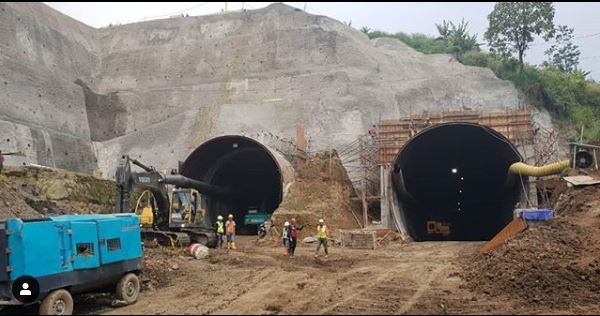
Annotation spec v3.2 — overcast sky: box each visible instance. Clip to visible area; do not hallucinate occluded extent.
[45,2,600,80]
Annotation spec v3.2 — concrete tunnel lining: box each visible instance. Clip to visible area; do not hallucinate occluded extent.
[181,135,291,234]
[392,123,524,241]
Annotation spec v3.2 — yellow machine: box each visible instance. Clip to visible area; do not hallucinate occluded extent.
[427,221,451,237]
[134,188,206,227]
[116,155,226,247]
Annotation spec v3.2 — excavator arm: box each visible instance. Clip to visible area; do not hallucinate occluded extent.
[115,155,231,230]
[115,156,171,230]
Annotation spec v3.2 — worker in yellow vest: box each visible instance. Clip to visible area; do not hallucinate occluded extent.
[216,215,225,249]
[315,219,329,258]
[226,214,236,250]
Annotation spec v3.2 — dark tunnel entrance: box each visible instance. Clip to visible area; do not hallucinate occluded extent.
[392,123,524,241]
[181,136,284,234]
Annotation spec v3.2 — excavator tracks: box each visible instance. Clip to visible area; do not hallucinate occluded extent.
[141,230,191,247]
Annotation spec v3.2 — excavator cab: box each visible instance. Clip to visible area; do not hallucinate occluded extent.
[169,188,207,227]
[116,155,219,247]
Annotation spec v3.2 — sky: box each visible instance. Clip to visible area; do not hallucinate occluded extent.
[45,2,600,80]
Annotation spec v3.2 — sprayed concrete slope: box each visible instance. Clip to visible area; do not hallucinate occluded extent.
[0,2,99,173]
[1,2,523,177]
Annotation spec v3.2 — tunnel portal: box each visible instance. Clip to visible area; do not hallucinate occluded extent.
[182,136,285,234]
[392,123,524,241]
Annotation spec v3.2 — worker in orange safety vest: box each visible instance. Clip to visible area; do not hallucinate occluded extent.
[226,214,236,250]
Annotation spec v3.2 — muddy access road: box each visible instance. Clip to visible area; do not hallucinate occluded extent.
[93,238,511,315]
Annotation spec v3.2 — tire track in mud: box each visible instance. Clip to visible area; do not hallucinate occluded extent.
[396,265,445,314]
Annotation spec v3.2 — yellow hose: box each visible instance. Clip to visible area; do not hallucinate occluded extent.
[508,160,571,177]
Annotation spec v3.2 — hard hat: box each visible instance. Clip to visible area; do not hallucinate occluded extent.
[217,215,223,220]
[228,214,234,218]
[319,219,324,224]
[284,221,290,226]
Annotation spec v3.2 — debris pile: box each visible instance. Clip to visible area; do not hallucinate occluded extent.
[0,178,40,220]
[0,166,116,219]
[271,152,362,239]
[461,184,600,311]
[140,248,187,291]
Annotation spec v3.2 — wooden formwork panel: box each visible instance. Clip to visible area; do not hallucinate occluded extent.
[377,110,534,164]
[481,218,528,253]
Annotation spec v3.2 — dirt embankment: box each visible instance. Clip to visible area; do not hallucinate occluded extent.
[271,151,362,239]
[0,166,116,220]
[461,184,600,313]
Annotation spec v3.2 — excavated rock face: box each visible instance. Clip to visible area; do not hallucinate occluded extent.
[0,2,522,177]
[0,2,99,173]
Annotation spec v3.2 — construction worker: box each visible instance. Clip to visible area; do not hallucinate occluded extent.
[226,214,236,250]
[281,221,290,256]
[216,215,225,249]
[287,218,303,258]
[315,219,329,258]
[369,125,377,138]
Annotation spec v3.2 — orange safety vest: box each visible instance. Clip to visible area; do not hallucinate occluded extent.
[226,220,236,234]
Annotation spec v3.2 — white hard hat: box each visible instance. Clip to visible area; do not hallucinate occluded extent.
[319,219,324,223]
[284,221,290,226]
[217,215,223,220]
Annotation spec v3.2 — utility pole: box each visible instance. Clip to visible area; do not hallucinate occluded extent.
[329,150,332,178]
[360,137,368,228]
[362,179,368,228]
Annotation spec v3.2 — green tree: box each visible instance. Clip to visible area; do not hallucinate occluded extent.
[544,25,581,72]
[360,26,371,34]
[435,19,480,57]
[484,2,555,72]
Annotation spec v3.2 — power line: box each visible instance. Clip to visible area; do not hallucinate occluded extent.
[143,2,209,20]
[580,55,600,60]
[529,32,600,47]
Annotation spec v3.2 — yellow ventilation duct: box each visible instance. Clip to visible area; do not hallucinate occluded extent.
[508,160,571,177]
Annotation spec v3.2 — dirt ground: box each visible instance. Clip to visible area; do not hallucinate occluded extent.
[461,184,600,315]
[2,165,600,315]
[71,236,585,315]
[85,183,600,315]
[92,238,486,315]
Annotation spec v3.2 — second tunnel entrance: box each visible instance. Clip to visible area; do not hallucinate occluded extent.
[181,136,288,234]
[392,123,525,241]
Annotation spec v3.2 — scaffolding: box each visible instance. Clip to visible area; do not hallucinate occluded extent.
[338,109,537,231]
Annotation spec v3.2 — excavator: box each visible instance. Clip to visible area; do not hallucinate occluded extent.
[115,155,230,247]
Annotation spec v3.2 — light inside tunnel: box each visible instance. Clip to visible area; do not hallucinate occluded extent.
[392,123,524,241]
[181,136,283,234]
